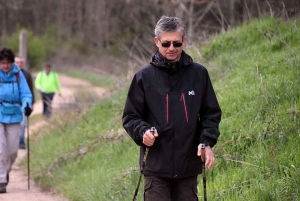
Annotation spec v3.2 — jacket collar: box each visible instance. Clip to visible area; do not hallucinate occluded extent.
[150,50,193,68]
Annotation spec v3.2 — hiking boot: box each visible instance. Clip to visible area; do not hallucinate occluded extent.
[0,183,6,193]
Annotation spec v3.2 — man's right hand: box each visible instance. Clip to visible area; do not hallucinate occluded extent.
[143,129,158,146]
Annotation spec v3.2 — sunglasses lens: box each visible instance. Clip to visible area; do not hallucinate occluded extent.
[160,41,183,48]
[173,42,183,47]
[161,42,171,48]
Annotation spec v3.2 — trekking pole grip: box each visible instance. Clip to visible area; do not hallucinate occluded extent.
[200,143,205,162]
[150,127,155,135]
[142,127,155,165]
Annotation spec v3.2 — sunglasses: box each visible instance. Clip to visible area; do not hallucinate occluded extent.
[158,39,183,48]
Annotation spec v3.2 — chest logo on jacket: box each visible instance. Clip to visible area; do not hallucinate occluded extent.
[188,90,195,95]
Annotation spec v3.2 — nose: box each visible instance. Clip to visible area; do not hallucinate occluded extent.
[168,43,175,50]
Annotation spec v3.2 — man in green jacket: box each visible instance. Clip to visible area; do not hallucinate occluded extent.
[34,64,61,118]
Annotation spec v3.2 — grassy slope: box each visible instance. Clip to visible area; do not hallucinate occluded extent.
[30,17,300,201]
[196,16,300,200]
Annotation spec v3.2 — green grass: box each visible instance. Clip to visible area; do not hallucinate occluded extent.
[29,88,143,200]
[195,16,300,201]
[29,17,300,201]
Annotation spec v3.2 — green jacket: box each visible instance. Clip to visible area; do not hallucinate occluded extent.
[34,71,61,93]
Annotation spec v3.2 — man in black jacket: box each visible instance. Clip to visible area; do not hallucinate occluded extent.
[122,16,221,201]
[15,56,35,149]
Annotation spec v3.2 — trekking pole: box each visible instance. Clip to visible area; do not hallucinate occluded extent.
[133,127,155,201]
[27,115,30,190]
[200,144,207,201]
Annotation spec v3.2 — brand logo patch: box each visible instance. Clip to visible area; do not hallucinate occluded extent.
[188,90,195,95]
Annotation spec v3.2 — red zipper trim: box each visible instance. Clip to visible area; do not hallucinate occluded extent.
[181,93,189,122]
[166,94,169,123]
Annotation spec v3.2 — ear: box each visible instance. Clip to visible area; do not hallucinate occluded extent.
[154,37,160,48]
[183,36,187,46]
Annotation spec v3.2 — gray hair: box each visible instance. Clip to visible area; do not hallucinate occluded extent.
[15,56,23,60]
[154,16,186,39]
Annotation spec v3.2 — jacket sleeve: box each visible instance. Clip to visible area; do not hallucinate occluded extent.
[34,72,41,90]
[54,72,61,93]
[26,71,35,104]
[122,74,151,146]
[19,71,32,110]
[199,68,222,147]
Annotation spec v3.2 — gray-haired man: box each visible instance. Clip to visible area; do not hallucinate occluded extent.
[123,16,221,200]
[15,56,35,149]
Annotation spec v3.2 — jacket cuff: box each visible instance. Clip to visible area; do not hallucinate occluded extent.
[139,127,150,140]
[200,136,217,146]
[200,140,210,147]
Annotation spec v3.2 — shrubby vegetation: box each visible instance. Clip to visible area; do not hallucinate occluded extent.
[1,1,299,65]
[1,27,61,69]
[29,17,300,200]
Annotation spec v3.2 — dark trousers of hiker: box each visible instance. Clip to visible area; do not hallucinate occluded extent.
[144,175,198,201]
[41,92,55,118]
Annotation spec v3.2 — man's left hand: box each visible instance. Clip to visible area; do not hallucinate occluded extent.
[197,145,215,169]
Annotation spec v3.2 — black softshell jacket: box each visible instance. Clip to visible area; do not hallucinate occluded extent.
[21,69,35,104]
[122,51,221,179]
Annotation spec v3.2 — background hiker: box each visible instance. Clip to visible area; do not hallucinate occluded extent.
[15,56,35,149]
[122,16,221,201]
[34,63,61,118]
[0,47,32,193]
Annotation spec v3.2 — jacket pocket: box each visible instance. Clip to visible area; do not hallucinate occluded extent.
[1,105,20,115]
[193,186,199,201]
[144,178,152,191]
[144,177,153,200]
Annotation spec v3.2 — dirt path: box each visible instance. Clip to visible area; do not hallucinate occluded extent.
[31,74,105,116]
[0,74,106,201]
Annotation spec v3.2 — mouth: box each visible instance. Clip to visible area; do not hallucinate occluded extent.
[166,54,177,59]
[167,52,176,56]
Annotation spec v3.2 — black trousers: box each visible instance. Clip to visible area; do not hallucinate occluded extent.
[41,92,55,117]
[144,175,198,201]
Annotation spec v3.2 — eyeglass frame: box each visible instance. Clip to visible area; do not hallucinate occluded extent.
[158,38,184,48]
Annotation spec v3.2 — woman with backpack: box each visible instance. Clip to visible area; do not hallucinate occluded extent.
[0,47,32,193]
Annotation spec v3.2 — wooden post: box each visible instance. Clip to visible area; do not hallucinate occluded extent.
[19,30,28,70]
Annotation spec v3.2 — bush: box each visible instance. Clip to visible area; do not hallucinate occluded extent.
[1,26,61,70]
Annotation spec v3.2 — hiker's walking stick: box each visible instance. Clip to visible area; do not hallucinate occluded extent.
[27,115,30,190]
[200,144,207,201]
[133,127,156,201]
